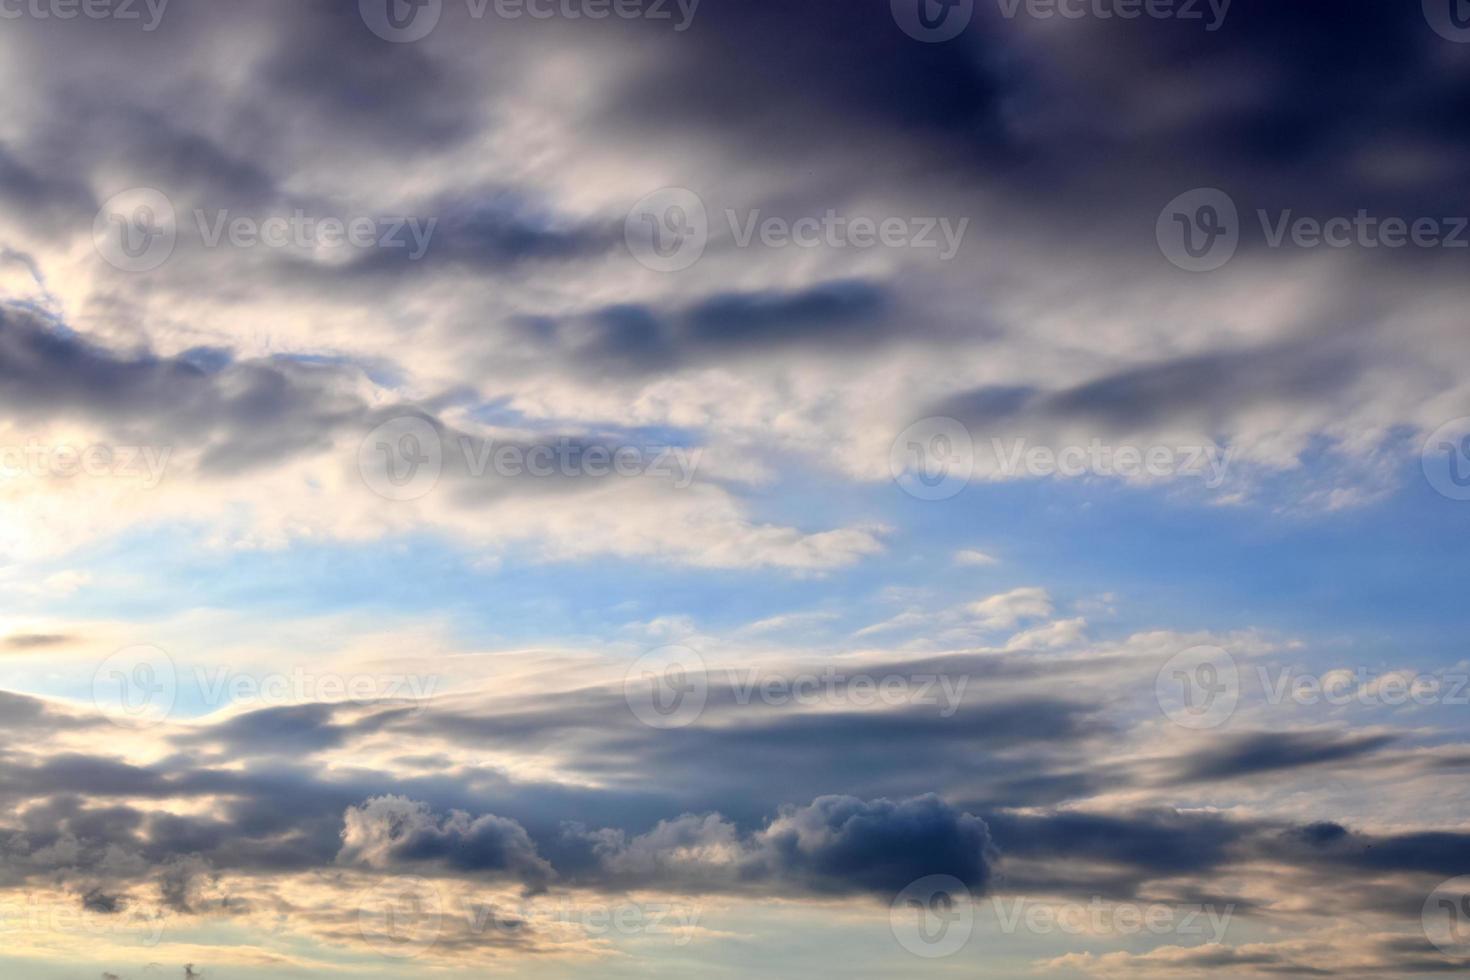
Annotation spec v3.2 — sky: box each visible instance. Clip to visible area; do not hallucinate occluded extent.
[2,0,1470,977]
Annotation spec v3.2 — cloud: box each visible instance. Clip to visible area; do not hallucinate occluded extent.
[2,632,72,650]
[1169,731,1398,784]
[968,587,1055,630]
[338,796,555,892]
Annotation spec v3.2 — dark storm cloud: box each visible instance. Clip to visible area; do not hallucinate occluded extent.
[2,633,73,650]
[256,2,478,149]
[607,0,1012,156]
[0,304,699,492]
[81,887,123,913]
[0,305,367,473]
[982,807,1249,878]
[1169,730,1398,783]
[0,690,99,733]
[177,703,358,757]
[0,142,95,236]
[306,190,620,278]
[598,0,1470,231]
[1270,822,1470,879]
[521,278,892,375]
[934,339,1369,435]
[338,795,556,890]
[552,792,998,897]
[4,684,1470,941]
[756,794,995,895]
[365,679,1111,818]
